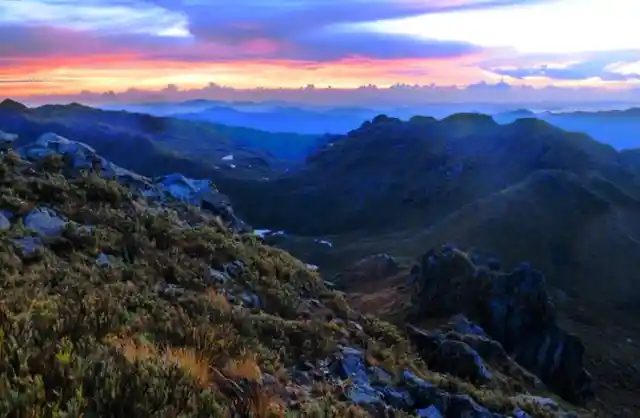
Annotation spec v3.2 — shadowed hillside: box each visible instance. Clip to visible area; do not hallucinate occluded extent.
[227,114,640,235]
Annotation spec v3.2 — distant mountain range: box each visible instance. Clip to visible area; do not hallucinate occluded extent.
[102,100,640,150]
[172,105,380,136]
[102,100,403,134]
[494,107,640,150]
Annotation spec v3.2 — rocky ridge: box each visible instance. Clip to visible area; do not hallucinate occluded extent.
[0,129,594,417]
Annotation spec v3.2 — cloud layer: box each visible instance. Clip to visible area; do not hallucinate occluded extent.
[1,0,639,101]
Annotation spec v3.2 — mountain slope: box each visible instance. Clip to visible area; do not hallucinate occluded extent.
[333,169,640,302]
[0,132,590,417]
[172,104,379,135]
[227,114,640,236]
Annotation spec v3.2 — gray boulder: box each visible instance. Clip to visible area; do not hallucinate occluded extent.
[24,207,67,238]
[149,173,251,232]
[17,132,151,187]
[0,210,11,231]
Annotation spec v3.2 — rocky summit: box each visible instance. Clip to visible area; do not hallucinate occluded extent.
[0,131,597,416]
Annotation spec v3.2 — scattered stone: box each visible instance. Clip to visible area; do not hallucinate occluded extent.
[23,208,67,238]
[14,134,251,233]
[223,260,246,279]
[240,292,261,309]
[0,210,11,231]
[95,252,111,267]
[417,405,444,418]
[155,283,185,299]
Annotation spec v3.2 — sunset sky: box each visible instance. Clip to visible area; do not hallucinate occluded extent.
[1,0,640,102]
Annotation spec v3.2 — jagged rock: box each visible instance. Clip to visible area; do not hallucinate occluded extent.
[410,245,594,404]
[440,316,545,390]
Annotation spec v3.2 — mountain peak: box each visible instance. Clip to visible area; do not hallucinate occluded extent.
[0,98,28,112]
[441,112,496,125]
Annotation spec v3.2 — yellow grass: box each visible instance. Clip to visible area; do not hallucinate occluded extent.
[223,352,263,382]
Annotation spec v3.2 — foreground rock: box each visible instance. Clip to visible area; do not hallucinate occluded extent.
[409,245,594,405]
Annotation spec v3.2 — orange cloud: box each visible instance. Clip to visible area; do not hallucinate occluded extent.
[1,52,491,97]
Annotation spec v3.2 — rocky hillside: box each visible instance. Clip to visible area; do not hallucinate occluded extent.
[0,129,594,417]
[341,247,640,418]
[219,115,640,416]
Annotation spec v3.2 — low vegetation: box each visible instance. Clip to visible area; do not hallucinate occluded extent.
[0,152,583,417]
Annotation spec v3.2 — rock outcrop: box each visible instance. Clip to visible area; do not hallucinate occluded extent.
[13,132,250,233]
[147,173,250,233]
[409,245,594,404]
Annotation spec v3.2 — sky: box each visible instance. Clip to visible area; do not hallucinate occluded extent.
[1,0,640,104]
